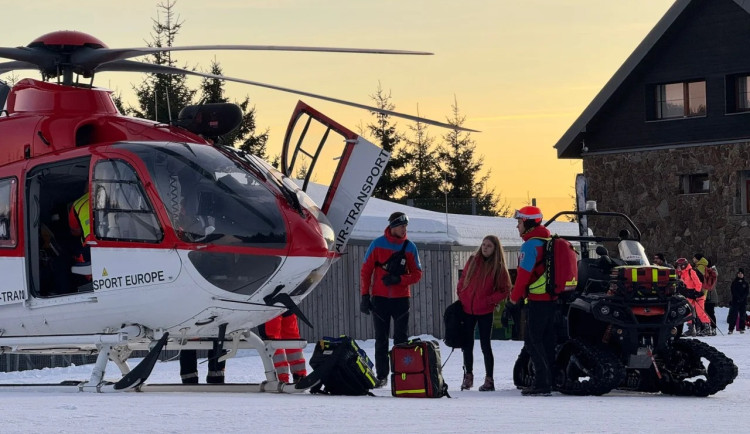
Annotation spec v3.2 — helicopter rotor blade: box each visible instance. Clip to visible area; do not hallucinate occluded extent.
[0,47,42,64]
[0,60,40,75]
[97,60,479,132]
[72,45,432,67]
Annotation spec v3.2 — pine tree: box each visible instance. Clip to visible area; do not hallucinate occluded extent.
[198,59,269,158]
[400,108,444,210]
[439,97,504,216]
[130,0,195,123]
[367,82,408,200]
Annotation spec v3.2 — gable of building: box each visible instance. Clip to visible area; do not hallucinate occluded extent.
[556,0,750,158]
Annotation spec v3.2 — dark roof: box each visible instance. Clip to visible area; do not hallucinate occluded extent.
[553,0,750,158]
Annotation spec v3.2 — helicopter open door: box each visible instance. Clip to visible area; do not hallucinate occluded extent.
[281,101,389,254]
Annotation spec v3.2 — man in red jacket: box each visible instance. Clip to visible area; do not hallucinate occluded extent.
[507,205,555,396]
[360,212,423,387]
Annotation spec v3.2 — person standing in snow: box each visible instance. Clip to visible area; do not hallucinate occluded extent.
[360,212,423,388]
[507,206,555,396]
[675,257,711,336]
[457,235,512,392]
[728,268,749,334]
[703,258,719,335]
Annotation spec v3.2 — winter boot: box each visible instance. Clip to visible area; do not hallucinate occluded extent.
[728,328,734,335]
[374,377,388,388]
[478,376,495,392]
[461,372,474,390]
[687,323,697,337]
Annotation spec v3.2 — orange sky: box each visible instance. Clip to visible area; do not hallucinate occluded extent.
[1,0,676,217]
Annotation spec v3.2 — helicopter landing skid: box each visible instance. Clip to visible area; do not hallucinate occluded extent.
[0,331,311,394]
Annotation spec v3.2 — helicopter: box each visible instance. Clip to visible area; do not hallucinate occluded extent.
[0,31,470,393]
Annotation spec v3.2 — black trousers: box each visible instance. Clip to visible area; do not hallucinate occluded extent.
[705,302,717,328]
[371,296,410,379]
[179,349,226,384]
[461,312,494,377]
[727,303,748,331]
[524,301,558,390]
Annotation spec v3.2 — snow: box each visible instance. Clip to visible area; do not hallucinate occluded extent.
[0,306,746,434]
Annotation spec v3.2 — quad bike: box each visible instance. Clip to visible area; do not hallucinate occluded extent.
[513,208,738,396]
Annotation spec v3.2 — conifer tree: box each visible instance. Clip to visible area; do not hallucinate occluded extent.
[367,82,408,200]
[198,59,269,159]
[131,0,195,123]
[439,97,505,216]
[400,108,444,209]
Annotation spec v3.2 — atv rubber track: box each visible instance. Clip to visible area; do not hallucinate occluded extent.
[554,339,626,396]
[657,338,738,397]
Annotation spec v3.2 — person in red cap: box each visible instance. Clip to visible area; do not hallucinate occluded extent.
[360,211,423,388]
[507,205,555,396]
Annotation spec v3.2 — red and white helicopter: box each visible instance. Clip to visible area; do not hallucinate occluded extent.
[0,31,469,392]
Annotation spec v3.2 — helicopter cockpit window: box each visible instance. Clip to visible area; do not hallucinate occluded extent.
[92,160,163,242]
[0,177,17,247]
[115,142,286,248]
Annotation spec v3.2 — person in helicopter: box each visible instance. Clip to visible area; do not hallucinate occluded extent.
[68,190,91,264]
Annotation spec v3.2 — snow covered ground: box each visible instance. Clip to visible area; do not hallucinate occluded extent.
[0,307,746,434]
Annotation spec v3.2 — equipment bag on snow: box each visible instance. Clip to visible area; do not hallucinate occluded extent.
[443,300,466,349]
[307,335,376,396]
[390,339,449,398]
[535,235,579,296]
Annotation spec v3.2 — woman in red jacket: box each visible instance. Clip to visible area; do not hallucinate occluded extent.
[458,235,512,392]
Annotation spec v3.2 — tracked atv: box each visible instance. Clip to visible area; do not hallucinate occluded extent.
[513,207,738,396]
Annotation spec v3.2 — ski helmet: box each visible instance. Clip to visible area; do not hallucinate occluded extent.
[675,257,689,269]
[514,206,543,224]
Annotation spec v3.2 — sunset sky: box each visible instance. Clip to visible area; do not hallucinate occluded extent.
[2,0,676,216]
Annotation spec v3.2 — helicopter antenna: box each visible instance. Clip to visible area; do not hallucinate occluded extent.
[165,79,173,123]
[154,86,158,121]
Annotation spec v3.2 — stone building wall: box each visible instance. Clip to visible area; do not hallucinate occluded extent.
[583,141,750,306]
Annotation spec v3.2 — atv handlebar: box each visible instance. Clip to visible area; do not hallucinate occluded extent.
[544,210,642,242]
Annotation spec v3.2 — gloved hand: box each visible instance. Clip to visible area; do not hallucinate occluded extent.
[505,300,519,314]
[360,295,372,315]
[382,273,402,286]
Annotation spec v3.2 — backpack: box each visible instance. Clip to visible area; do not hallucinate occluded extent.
[390,339,450,398]
[442,300,466,349]
[306,336,376,396]
[535,235,579,296]
[703,267,718,290]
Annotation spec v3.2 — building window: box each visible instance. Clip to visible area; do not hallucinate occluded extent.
[678,173,709,194]
[655,81,706,119]
[727,74,750,113]
[736,170,750,214]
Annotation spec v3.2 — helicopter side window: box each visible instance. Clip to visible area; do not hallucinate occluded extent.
[0,177,17,247]
[92,160,163,242]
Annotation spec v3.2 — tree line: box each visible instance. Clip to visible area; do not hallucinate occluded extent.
[117,0,508,216]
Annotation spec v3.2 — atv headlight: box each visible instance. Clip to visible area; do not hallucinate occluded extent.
[677,305,687,316]
[599,305,610,316]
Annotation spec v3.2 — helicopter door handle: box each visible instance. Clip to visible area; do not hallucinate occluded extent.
[85,241,98,246]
